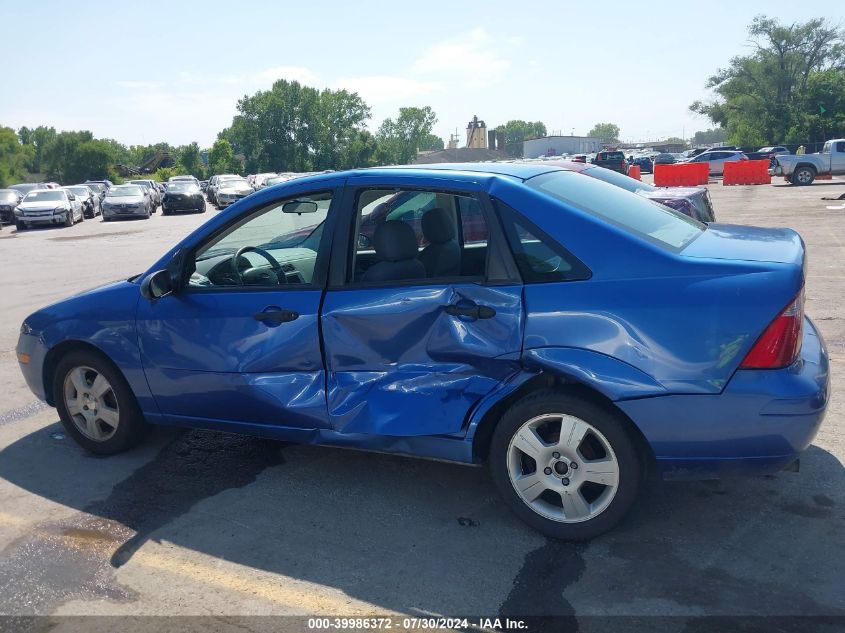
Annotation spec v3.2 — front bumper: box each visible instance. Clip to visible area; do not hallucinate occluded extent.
[164,196,204,212]
[103,206,147,218]
[217,194,248,208]
[17,329,50,402]
[618,317,830,479]
[16,211,69,225]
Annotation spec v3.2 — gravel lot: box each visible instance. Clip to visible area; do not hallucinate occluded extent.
[0,181,843,631]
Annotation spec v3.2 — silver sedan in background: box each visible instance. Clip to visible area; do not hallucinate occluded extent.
[101,185,152,221]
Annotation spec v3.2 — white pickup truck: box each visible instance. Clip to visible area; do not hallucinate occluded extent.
[774,139,845,185]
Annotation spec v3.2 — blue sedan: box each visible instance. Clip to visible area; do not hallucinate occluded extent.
[16,163,829,539]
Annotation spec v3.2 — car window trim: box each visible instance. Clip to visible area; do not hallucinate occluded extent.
[179,186,341,294]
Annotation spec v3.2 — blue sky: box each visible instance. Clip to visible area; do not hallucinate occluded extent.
[2,1,842,148]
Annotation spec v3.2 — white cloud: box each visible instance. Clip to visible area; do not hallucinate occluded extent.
[242,65,320,86]
[332,75,440,103]
[413,28,513,85]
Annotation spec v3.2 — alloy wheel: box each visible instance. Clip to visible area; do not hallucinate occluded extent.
[63,366,120,441]
[507,413,620,523]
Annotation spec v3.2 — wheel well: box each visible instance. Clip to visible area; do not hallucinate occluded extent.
[42,340,113,406]
[472,372,656,475]
[795,163,817,174]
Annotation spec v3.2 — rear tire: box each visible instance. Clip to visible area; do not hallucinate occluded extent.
[53,350,149,455]
[489,390,643,540]
[792,166,815,186]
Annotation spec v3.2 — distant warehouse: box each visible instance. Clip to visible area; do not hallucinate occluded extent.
[523,135,606,158]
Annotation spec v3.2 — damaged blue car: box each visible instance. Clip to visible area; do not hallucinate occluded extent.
[16,163,829,539]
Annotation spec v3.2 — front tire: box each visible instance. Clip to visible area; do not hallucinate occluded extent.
[489,390,643,540]
[53,351,149,455]
[792,166,815,186]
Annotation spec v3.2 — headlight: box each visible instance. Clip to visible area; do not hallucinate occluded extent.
[20,321,34,335]
[53,206,67,215]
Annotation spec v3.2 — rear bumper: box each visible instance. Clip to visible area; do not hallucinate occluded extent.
[618,317,829,480]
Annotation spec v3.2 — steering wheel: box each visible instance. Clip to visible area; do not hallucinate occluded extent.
[231,246,286,285]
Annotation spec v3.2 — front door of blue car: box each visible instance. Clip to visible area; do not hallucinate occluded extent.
[136,187,338,431]
[320,176,525,436]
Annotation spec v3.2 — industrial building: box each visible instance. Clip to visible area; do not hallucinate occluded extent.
[523,135,606,158]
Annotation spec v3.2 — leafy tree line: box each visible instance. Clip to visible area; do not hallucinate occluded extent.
[691,15,845,146]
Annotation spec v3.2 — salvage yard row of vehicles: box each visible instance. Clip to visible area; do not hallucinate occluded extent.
[1,172,326,231]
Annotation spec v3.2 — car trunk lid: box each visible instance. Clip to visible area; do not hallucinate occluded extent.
[682,223,804,266]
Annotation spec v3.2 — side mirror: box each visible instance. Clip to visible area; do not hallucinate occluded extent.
[282,200,318,214]
[140,269,172,300]
[67,194,76,201]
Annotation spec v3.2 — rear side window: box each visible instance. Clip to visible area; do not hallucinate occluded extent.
[497,201,590,283]
[526,171,704,251]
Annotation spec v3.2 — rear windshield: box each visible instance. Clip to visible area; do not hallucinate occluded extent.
[23,190,64,202]
[168,183,198,193]
[0,190,18,201]
[582,165,654,193]
[526,171,704,251]
[597,152,625,160]
[107,186,142,197]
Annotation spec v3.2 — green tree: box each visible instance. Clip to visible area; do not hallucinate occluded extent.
[587,123,621,142]
[690,15,845,144]
[208,139,239,174]
[375,106,438,164]
[221,79,371,172]
[692,128,728,145]
[494,120,547,157]
[178,142,203,176]
[0,126,33,187]
[42,130,94,182]
[337,129,378,169]
[18,125,56,173]
[419,133,444,151]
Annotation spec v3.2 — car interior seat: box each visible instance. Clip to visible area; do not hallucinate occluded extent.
[418,207,461,277]
[361,220,426,283]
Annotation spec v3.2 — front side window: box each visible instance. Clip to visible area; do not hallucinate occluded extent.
[526,170,704,251]
[350,188,490,284]
[821,142,831,154]
[189,191,332,288]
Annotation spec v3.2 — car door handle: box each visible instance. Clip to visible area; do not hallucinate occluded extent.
[253,309,299,323]
[444,303,496,319]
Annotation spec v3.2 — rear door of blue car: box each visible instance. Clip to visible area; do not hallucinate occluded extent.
[320,173,525,437]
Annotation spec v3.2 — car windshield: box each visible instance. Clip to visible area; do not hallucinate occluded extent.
[10,184,40,194]
[0,190,18,201]
[168,183,198,193]
[107,186,142,197]
[171,176,195,182]
[66,187,89,195]
[582,165,655,193]
[85,183,105,192]
[220,179,248,188]
[129,181,151,188]
[526,171,704,251]
[23,190,64,203]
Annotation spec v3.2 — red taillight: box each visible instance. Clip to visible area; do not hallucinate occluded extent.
[740,290,804,369]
